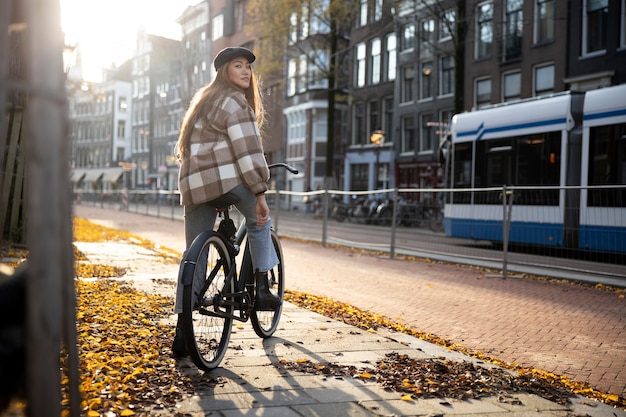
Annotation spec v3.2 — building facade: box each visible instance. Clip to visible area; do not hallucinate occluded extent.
[565,0,626,90]
[68,63,132,193]
[67,0,626,202]
[343,0,396,195]
[393,0,457,203]
[129,30,181,190]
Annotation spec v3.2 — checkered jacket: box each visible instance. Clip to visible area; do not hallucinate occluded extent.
[178,90,269,206]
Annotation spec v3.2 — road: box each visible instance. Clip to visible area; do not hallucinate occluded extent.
[83,198,626,286]
[73,203,626,399]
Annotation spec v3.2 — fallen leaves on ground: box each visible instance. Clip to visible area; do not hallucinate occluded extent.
[73,217,181,264]
[4,217,623,415]
[0,244,28,269]
[278,352,577,405]
[65,279,190,416]
[283,289,626,409]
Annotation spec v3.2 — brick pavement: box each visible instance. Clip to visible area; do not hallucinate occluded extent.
[73,204,626,399]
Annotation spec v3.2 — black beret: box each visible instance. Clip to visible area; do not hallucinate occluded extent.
[213,47,256,71]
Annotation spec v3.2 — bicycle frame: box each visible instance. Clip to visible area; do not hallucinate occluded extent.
[192,208,256,322]
[180,162,297,370]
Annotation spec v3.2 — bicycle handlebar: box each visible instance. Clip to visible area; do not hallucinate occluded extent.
[268,163,299,175]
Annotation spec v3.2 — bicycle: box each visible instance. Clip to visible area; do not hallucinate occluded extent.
[179,163,298,371]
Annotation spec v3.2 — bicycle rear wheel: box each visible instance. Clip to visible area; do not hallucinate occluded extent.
[181,232,233,370]
[251,229,284,338]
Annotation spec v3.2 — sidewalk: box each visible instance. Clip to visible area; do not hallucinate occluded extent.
[73,205,626,416]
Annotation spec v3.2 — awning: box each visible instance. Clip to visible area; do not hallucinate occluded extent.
[102,167,124,183]
[70,169,86,183]
[83,169,104,183]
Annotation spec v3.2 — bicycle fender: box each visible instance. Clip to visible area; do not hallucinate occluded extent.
[181,230,218,286]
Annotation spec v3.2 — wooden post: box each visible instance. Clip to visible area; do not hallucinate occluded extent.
[0,2,9,179]
[24,0,79,415]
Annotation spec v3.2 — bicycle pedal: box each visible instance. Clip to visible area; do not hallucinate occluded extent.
[217,290,249,310]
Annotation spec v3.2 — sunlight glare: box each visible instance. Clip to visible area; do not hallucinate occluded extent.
[61,0,190,81]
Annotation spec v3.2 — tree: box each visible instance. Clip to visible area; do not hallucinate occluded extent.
[247,0,358,187]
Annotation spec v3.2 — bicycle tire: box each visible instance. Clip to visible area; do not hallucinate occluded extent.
[181,232,233,371]
[250,229,284,338]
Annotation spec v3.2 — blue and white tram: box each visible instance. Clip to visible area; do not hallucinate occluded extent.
[445,84,626,254]
[579,85,626,253]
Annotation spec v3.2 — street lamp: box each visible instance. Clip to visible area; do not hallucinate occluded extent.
[370,129,385,190]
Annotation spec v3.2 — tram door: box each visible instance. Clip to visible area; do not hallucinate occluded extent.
[487,144,513,189]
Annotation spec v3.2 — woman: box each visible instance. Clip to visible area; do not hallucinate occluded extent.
[172,46,279,357]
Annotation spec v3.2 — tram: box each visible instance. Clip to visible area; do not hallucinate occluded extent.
[445,84,626,254]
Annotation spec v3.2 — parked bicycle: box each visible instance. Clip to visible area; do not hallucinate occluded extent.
[179,163,298,371]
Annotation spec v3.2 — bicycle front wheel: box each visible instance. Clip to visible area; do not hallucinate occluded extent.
[182,232,233,371]
[251,229,284,338]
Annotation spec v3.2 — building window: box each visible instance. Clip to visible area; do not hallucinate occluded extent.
[475,1,493,59]
[401,65,415,103]
[503,71,521,102]
[584,0,608,54]
[359,0,368,27]
[289,12,297,45]
[298,55,307,93]
[287,59,297,96]
[440,56,454,96]
[351,164,369,191]
[383,97,394,138]
[311,5,330,34]
[386,33,397,81]
[118,96,128,111]
[368,100,380,134]
[402,23,415,51]
[534,64,554,96]
[309,50,328,89]
[235,0,245,32]
[535,0,555,43]
[371,38,381,85]
[374,0,383,21]
[439,10,455,41]
[117,120,126,139]
[440,110,454,129]
[286,111,306,159]
[422,18,435,43]
[420,61,433,99]
[355,43,366,87]
[300,3,309,39]
[212,14,224,40]
[401,116,415,153]
[475,77,492,109]
[504,0,523,61]
[353,102,364,145]
[421,113,434,152]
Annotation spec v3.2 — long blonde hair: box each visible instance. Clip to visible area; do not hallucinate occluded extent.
[174,62,265,160]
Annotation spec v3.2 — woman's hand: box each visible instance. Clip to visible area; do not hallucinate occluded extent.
[255,194,270,227]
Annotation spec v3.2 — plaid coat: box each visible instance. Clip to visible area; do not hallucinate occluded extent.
[178,90,269,206]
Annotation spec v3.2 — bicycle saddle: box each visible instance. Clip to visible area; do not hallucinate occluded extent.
[208,190,241,209]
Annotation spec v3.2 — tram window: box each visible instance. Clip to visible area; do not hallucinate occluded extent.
[472,134,561,205]
[452,142,472,203]
[515,132,561,205]
[588,123,626,207]
[452,142,472,187]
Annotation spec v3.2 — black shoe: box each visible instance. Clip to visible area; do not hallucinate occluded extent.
[172,328,186,357]
[255,271,281,311]
[172,314,186,357]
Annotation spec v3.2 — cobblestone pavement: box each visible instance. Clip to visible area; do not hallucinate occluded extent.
[73,204,626,399]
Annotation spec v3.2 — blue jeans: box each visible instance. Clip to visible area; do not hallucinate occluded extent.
[174,184,279,313]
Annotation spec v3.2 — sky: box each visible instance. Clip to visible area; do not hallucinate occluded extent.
[60,0,196,81]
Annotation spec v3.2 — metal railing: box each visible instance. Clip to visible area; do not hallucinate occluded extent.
[74,184,626,286]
